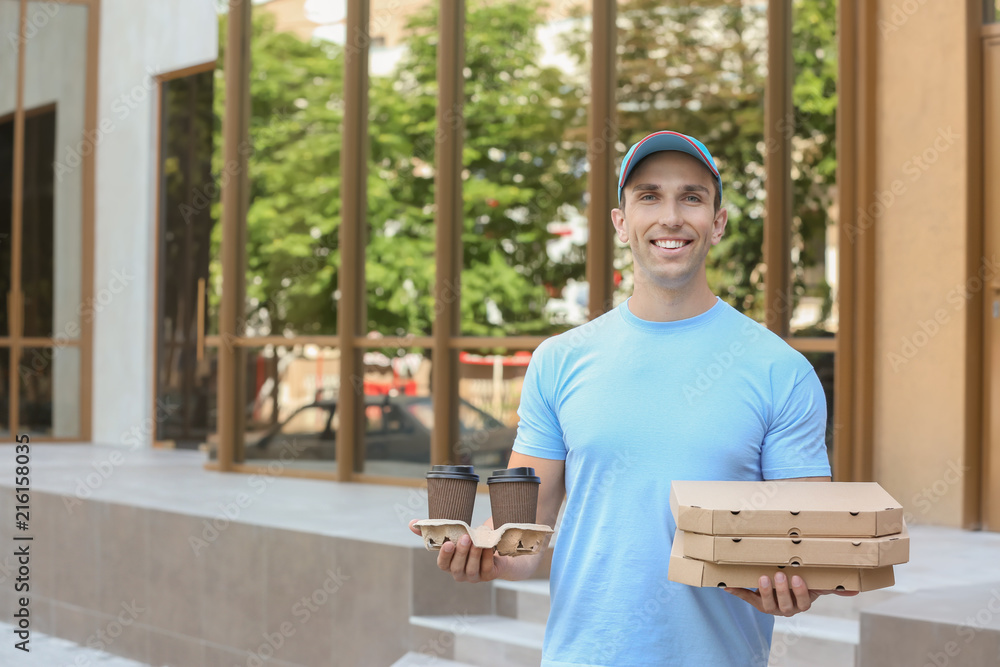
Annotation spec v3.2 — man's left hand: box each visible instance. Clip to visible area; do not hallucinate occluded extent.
[723,572,859,617]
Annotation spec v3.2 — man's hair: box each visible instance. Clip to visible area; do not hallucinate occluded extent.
[620,154,722,212]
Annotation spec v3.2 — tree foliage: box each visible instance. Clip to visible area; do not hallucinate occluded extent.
[214,2,588,339]
[213,0,837,337]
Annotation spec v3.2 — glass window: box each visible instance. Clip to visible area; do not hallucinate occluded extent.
[358,346,432,478]
[156,69,217,449]
[366,3,437,337]
[281,405,332,435]
[20,108,56,338]
[0,116,11,339]
[803,351,835,462]
[457,348,526,478]
[233,6,344,338]
[459,1,590,336]
[23,3,87,340]
[18,346,80,437]
[0,4,14,342]
[0,348,8,436]
[227,344,340,469]
[790,0,838,338]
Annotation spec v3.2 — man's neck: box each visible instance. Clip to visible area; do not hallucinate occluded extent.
[626,280,718,323]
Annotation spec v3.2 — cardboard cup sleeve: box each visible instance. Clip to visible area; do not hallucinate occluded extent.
[427,477,478,525]
[487,468,541,528]
[426,465,480,525]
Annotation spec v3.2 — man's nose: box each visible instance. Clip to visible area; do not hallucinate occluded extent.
[658,199,683,227]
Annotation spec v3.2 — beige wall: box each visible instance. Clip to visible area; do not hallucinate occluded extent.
[872,1,975,527]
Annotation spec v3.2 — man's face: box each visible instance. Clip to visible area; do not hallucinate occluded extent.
[611,151,727,293]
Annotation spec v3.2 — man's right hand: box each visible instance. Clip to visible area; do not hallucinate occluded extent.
[409,451,565,584]
[408,518,513,583]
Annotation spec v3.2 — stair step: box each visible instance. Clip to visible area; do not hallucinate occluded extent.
[493,579,551,624]
[392,650,479,667]
[768,615,859,667]
[410,614,545,667]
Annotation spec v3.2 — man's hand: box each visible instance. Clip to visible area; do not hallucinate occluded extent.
[409,518,513,583]
[723,573,859,617]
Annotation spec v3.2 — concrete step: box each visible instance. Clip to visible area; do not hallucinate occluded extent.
[768,614,859,667]
[0,622,147,666]
[492,578,551,624]
[392,650,479,666]
[410,614,544,667]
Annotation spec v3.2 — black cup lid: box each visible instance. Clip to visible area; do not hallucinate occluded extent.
[487,467,541,484]
[426,465,479,481]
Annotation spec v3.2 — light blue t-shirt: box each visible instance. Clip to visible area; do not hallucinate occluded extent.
[512,297,832,667]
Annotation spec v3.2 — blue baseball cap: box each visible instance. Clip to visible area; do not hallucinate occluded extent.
[617,131,722,206]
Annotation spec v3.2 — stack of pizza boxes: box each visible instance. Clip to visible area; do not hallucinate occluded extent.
[667,481,908,592]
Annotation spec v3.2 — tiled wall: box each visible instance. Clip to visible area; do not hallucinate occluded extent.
[3,491,493,666]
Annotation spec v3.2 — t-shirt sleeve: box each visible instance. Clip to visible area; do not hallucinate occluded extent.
[511,343,567,461]
[760,366,832,479]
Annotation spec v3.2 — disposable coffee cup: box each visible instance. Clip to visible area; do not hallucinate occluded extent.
[426,465,479,525]
[487,467,541,528]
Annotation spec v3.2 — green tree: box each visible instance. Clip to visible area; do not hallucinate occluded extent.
[213,3,588,341]
[367,0,588,337]
[212,13,345,339]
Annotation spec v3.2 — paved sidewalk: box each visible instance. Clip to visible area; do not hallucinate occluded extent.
[0,621,147,667]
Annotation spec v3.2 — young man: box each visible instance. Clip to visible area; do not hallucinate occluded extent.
[411,131,847,666]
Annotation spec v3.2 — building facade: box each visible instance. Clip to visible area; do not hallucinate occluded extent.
[1,0,999,531]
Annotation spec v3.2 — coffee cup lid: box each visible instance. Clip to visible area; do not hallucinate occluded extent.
[426,465,479,482]
[487,467,541,484]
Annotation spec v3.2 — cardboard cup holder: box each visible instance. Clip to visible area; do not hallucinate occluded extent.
[414,519,553,557]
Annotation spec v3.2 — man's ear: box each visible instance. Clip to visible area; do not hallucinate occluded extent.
[711,207,728,245]
[611,208,629,244]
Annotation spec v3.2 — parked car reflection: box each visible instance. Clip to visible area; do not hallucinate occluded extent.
[212,395,514,468]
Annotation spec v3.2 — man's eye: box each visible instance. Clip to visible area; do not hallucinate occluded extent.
[683,195,702,203]
[639,194,656,201]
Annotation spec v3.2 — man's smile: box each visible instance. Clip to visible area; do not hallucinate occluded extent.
[651,238,693,251]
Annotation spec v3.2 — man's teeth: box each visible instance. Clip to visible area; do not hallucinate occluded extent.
[653,239,688,249]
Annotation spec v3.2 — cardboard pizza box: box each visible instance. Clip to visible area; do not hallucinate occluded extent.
[670,480,904,537]
[679,522,909,568]
[667,530,896,591]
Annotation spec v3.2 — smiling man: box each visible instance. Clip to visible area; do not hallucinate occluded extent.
[411,131,841,667]
[611,131,728,323]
